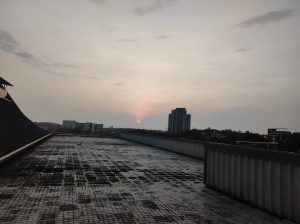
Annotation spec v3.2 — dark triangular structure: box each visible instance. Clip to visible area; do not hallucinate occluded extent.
[0,76,13,86]
[0,77,49,157]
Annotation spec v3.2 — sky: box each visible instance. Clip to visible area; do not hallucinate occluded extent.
[0,0,299,133]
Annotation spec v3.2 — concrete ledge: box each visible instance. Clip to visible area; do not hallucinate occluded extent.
[206,142,300,164]
[0,133,53,164]
[120,132,206,160]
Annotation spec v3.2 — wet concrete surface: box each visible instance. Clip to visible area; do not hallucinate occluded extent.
[0,136,289,223]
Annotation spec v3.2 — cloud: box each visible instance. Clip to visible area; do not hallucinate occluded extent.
[52,62,77,69]
[236,9,294,28]
[156,35,170,39]
[234,48,250,53]
[0,31,18,47]
[134,0,177,15]
[47,71,80,78]
[112,82,125,86]
[116,38,139,42]
[90,0,106,3]
[0,31,48,66]
[0,31,79,75]
[0,30,96,81]
[47,71,99,80]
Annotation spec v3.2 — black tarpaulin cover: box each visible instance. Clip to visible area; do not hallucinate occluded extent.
[0,77,49,157]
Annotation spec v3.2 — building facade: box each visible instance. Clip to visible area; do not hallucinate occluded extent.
[63,120,103,133]
[94,124,104,132]
[62,120,77,129]
[268,128,291,143]
[76,122,93,132]
[168,108,191,134]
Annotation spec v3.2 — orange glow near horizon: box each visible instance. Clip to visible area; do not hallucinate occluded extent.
[134,111,143,125]
[132,106,146,125]
[129,87,169,126]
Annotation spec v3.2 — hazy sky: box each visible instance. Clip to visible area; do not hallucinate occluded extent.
[1,0,299,133]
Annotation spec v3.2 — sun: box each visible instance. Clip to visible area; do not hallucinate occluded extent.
[136,119,141,124]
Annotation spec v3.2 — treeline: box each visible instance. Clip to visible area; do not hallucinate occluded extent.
[130,128,265,144]
[176,128,266,144]
[287,132,300,152]
[129,128,300,152]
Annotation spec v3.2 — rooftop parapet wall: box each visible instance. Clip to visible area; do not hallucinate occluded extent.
[120,132,300,223]
[119,132,206,160]
[205,143,300,223]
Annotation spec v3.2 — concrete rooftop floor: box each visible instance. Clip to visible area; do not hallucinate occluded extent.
[0,136,289,224]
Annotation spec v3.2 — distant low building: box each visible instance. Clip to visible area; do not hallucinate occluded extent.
[94,124,104,132]
[63,120,103,133]
[76,122,103,133]
[62,120,77,129]
[75,122,92,132]
[268,128,291,143]
[168,108,191,134]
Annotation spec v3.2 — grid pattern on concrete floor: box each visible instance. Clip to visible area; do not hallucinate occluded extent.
[0,136,288,224]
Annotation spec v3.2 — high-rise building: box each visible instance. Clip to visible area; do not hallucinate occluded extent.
[168,108,191,134]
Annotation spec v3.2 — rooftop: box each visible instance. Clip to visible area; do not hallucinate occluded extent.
[0,136,287,224]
